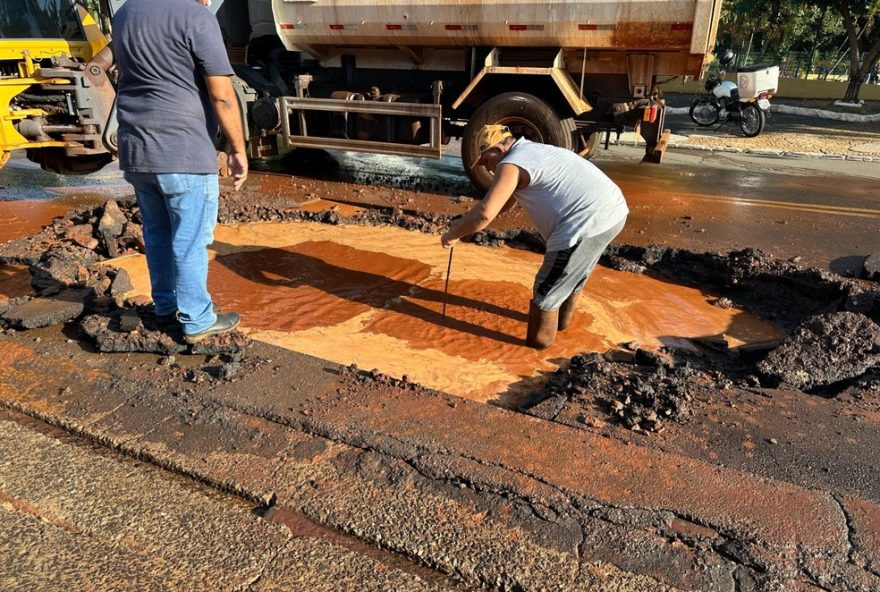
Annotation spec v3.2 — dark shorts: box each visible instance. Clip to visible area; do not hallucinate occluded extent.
[532,216,626,311]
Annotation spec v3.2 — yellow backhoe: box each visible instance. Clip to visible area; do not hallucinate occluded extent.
[0,0,116,174]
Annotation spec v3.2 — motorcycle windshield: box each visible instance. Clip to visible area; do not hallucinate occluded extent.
[0,0,85,41]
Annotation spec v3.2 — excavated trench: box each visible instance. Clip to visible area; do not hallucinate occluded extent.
[0,193,877,433]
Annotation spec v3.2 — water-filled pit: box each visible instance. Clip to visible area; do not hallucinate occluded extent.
[108,216,780,404]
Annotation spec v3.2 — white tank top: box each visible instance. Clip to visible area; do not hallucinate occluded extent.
[501,138,628,251]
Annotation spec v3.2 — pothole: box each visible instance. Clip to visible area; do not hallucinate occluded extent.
[106,220,781,405]
[0,195,876,434]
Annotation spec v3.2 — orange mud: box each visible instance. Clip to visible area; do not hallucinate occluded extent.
[210,240,432,332]
[0,199,82,303]
[0,264,33,302]
[107,221,781,404]
[0,200,75,244]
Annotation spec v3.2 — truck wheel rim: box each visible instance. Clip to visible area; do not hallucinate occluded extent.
[494,117,545,143]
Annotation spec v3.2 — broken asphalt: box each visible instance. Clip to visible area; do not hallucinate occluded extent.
[0,188,878,591]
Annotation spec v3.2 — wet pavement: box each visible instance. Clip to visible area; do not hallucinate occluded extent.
[264,142,880,274]
[1,136,879,591]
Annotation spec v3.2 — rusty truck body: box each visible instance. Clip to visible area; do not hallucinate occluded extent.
[235,0,723,188]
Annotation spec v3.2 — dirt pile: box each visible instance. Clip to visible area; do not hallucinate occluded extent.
[0,200,248,353]
[758,312,880,390]
[603,244,879,330]
[527,346,747,433]
[0,199,143,270]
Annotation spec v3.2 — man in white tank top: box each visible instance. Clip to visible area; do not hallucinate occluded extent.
[442,125,628,349]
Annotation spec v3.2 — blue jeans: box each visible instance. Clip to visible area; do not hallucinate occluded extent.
[123,172,219,335]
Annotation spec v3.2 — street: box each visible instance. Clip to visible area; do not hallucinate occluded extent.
[0,137,879,591]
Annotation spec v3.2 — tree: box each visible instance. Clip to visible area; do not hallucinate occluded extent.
[719,0,830,65]
[812,0,880,101]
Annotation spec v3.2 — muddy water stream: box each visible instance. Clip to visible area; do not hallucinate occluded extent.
[110,220,780,405]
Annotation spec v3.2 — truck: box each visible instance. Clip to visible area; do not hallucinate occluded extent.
[0,0,723,189]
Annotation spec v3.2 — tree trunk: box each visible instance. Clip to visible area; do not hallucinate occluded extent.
[843,74,863,102]
[805,6,828,79]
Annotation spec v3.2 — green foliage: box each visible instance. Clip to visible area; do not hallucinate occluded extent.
[718,0,845,58]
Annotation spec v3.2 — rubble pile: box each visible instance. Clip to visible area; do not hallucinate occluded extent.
[758,311,880,390]
[0,198,143,268]
[0,200,247,352]
[527,348,739,433]
[603,244,879,330]
[80,306,250,355]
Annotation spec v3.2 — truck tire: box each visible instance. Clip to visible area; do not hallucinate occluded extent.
[577,131,601,159]
[463,92,572,192]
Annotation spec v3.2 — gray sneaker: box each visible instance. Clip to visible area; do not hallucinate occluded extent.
[184,312,241,344]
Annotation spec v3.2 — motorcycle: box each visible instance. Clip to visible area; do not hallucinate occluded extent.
[689,50,776,138]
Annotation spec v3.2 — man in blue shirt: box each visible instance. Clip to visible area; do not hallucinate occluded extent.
[114,0,247,343]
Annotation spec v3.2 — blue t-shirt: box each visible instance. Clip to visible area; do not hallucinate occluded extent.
[113,0,234,173]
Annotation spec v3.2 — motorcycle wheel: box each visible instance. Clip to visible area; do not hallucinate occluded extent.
[689,97,720,126]
[739,104,766,137]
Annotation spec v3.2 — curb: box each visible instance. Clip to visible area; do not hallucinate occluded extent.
[773,103,880,123]
[666,104,880,122]
[665,143,874,161]
[609,132,875,161]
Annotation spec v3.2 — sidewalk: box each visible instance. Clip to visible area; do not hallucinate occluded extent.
[646,94,880,160]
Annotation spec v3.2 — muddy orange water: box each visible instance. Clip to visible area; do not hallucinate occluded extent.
[110,221,781,404]
[0,199,79,244]
[0,199,82,302]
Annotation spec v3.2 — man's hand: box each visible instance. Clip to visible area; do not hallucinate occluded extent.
[440,231,457,249]
[227,151,248,191]
[440,164,520,248]
[205,75,247,189]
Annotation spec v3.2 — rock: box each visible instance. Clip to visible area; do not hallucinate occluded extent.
[67,224,99,250]
[758,312,880,390]
[1,291,86,329]
[863,253,880,281]
[117,311,142,333]
[603,349,636,364]
[30,246,98,290]
[635,348,676,369]
[98,201,126,241]
[713,297,734,309]
[110,269,134,298]
[99,201,128,258]
[80,313,186,355]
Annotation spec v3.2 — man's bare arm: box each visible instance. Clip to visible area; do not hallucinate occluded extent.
[205,75,247,190]
[442,163,520,246]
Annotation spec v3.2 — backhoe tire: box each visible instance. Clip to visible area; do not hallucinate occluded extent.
[462,92,572,192]
[26,149,113,175]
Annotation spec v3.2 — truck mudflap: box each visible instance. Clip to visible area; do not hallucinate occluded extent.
[638,102,669,164]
